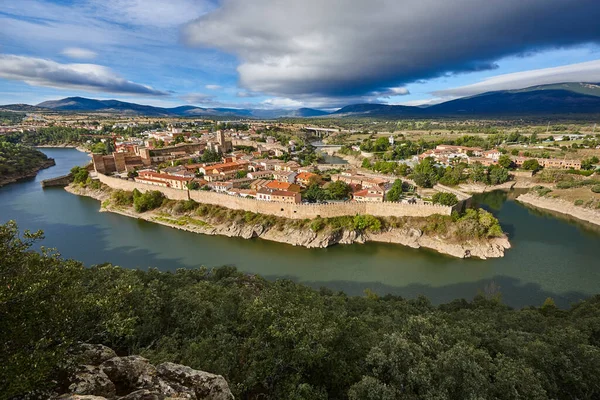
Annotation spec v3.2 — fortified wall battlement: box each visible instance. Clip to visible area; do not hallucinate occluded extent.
[97,174,453,220]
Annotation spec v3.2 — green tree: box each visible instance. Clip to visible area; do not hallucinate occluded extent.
[411,158,438,188]
[489,166,510,185]
[327,180,352,200]
[470,163,488,183]
[498,154,513,169]
[431,192,458,206]
[385,179,404,202]
[303,183,327,203]
[522,159,541,172]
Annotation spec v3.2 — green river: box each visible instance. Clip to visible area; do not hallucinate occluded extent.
[1,148,599,308]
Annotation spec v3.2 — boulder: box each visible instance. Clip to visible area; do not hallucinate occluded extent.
[157,362,234,400]
[68,365,116,399]
[70,344,118,366]
[101,356,158,395]
[55,345,235,400]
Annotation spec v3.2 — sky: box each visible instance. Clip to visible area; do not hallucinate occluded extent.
[1,0,600,110]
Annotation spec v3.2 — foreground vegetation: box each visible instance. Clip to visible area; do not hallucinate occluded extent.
[1,221,599,399]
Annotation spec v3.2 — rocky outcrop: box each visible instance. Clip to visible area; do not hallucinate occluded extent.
[56,343,234,400]
[517,192,600,227]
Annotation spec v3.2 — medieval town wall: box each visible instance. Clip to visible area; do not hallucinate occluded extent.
[97,174,453,219]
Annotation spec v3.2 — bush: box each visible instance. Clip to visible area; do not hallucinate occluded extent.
[70,166,89,184]
[574,199,584,206]
[111,190,134,206]
[431,192,458,206]
[133,190,165,213]
[531,185,552,196]
[353,215,382,232]
[592,185,600,193]
[310,218,326,232]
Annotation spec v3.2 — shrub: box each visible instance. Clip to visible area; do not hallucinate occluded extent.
[353,215,382,232]
[111,190,134,206]
[70,166,89,184]
[310,218,326,232]
[574,199,584,206]
[133,190,165,213]
[431,192,458,206]
[591,185,600,193]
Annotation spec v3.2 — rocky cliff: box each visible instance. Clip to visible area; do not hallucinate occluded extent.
[55,343,234,400]
[65,184,510,259]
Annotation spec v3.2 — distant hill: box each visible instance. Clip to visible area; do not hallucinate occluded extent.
[424,88,600,116]
[0,104,51,112]
[3,83,600,119]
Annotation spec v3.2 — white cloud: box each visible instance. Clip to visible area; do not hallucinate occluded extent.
[0,54,168,96]
[179,92,215,104]
[205,84,222,90]
[183,0,600,98]
[61,47,98,60]
[434,60,600,97]
[262,97,304,108]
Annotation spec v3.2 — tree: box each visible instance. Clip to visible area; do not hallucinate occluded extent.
[498,154,513,169]
[470,163,488,183]
[411,158,438,188]
[385,179,404,202]
[522,159,541,172]
[132,189,165,212]
[361,158,372,169]
[201,149,222,163]
[173,135,186,144]
[70,166,89,184]
[303,183,327,202]
[327,181,352,200]
[489,166,510,185]
[431,192,458,206]
[235,170,248,179]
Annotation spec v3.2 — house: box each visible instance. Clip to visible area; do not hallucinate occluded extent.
[271,190,301,204]
[265,181,301,193]
[353,186,385,202]
[296,172,319,186]
[273,170,297,183]
[209,181,233,193]
[135,170,192,190]
[247,170,273,180]
[331,173,388,189]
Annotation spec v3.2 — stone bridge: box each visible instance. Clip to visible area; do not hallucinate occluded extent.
[41,174,72,188]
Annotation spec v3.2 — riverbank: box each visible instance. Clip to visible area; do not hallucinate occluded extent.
[516,192,600,227]
[35,144,91,154]
[64,184,510,259]
[0,158,56,187]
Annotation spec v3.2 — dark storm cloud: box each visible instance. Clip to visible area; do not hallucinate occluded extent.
[182,0,600,98]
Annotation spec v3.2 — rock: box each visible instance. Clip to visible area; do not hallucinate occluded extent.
[56,345,235,400]
[157,362,234,400]
[101,356,158,395]
[70,344,118,366]
[117,389,162,400]
[68,365,116,399]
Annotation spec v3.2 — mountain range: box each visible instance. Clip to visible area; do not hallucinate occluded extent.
[2,82,600,119]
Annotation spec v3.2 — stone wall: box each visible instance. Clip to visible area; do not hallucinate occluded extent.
[97,173,452,219]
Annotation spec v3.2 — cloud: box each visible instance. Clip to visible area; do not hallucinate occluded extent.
[183,0,600,99]
[179,92,216,104]
[433,60,600,97]
[236,91,260,98]
[61,47,98,60]
[0,54,168,96]
[261,97,304,108]
[205,84,222,90]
